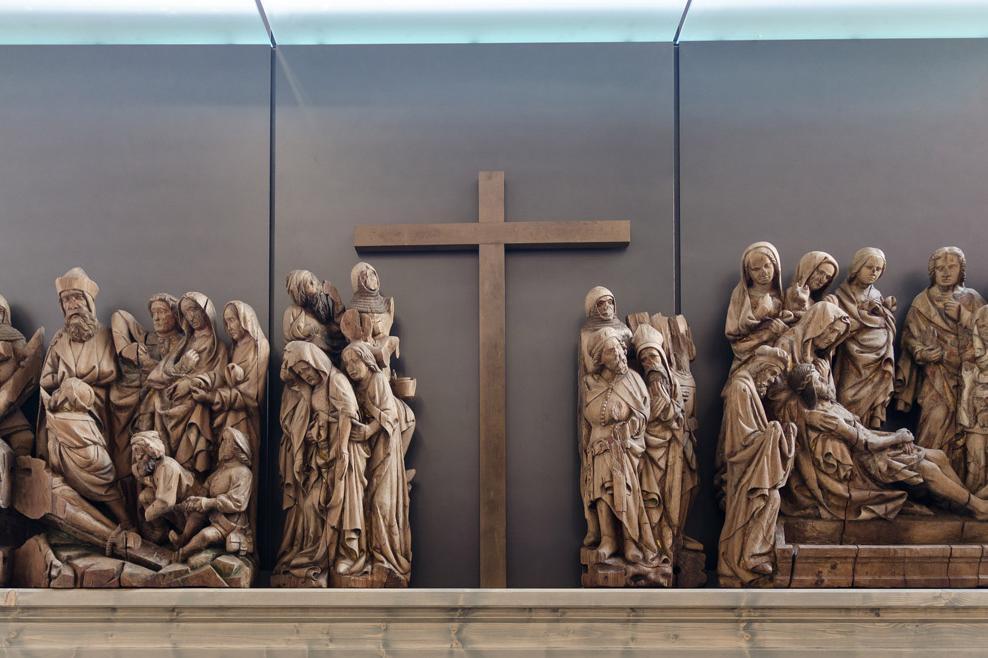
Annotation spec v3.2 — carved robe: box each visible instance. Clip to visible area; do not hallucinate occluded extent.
[717,370,794,587]
[832,280,896,428]
[357,370,413,579]
[275,342,364,584]
[725,241,787,373]
[897,286,986,469]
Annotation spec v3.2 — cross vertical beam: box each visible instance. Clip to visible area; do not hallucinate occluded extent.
[477,171,507,587]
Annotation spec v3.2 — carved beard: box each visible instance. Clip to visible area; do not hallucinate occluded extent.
[305,290,334,325]
[139,457,159,477]
[65,311,98,342]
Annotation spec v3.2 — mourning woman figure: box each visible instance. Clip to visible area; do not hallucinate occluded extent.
[192,302,268,489]
[831,248,897,428]
[274,341,364,587]
[784,251,839,319]
[149,292,228,475]
[342,342,415,584]
[580,330,659,565]
[717,346,795,587]
[725,242,794,373]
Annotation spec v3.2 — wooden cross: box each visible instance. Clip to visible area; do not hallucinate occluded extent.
[354,171,630,587]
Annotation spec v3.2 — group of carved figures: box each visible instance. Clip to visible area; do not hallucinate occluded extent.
[0,261,414,588]
[718,243,988,587]
[578,287,705,587]
[274,264,415,588]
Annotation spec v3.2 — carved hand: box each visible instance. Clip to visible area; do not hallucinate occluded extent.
[769,318,789,336]
[945,300,962,321]
[806,409,841,433]
[190,386,215,403]
[884,295,897,312]
[918,345,944,364]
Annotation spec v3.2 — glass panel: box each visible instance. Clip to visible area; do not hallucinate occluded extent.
[0,1,270,45]
[261,0,688,45]
[679,0,988,41]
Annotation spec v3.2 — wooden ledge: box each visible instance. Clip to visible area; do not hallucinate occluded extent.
[3,588,988,655]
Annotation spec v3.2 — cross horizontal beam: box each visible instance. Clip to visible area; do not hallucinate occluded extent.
[354,220,630,251]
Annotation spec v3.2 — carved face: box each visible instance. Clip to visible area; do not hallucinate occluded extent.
[133,448,157,477]
[150,301,176,335]
[291,361,322,386]
[360,268,380,293]
[181,299,208,331]
[601,340,628,375]
[60,290,88,318]
[857,257,885,285]
[745,252,775,288]
[224,306,243,341]
[934,254,962,288]
[302,274,320,299]
[807,263,836,291]
[594,296,615,321]
[638,347,660,372]
[813,320,845,350]
[343,351,370,381]
[753,364,782,396]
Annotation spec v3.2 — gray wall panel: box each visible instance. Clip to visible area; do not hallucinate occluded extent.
[0,43,271,549]
[273,43,675,587]
[680,39,988,570]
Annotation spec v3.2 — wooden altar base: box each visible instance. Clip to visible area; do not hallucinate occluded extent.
[774,515,988,588]
[4,588,988,655]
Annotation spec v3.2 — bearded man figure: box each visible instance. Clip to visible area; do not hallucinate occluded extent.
[284,269,347,363]
[38,267,118,461]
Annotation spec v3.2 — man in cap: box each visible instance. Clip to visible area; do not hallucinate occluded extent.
[39,267,118,459]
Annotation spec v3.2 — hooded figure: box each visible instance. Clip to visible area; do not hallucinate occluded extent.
[578,287,635,548]
[39,267,118,460]
[274,341,366,586]
[959,305,988,491]
[283,269,346,362]
[896,246,986,475]
[342,341,413,582]
[725,242,792,373]
[0,294,43,459]
[774,301,852,396]
[632,324,686,560]
[831,248,897,429]
[784,251,839,318]
[717,346,795,587]
[149,291,228,474]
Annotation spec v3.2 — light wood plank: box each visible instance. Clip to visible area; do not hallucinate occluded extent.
[353,220,630,250]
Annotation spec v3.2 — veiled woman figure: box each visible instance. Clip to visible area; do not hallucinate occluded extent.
[775,301,852,395]
[192,301,268,528]
[725,242,793,373]
[718,346,795,587]
[274,341,366,586]
[149,292,228,475]
[832,248,897,428]
[784,251,839,319]
[342,342,414,584]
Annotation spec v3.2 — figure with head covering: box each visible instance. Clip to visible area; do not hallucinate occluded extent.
[580,329,667,584]
[147,292,229,475]
[109,293,183,476]
[780,363,988,522]
[342,341,414,585]
[191,301,268,524]
[896,247,986,477]
[632,324,686,560]
[725,242,795,373]
[717,346,795,587]
[44,377,131,528]
[578,287,635,549]
[774,301,852,396]
[0,294,44,462]
[959,306,988,492]
[284,269,346,362]
[39,267,118,460]
[340,262,402,376]
[171,427,254,561]
[274,341,366,587]
[130,430,199,544]
[830,248,897,429]
[784,251,839,319]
